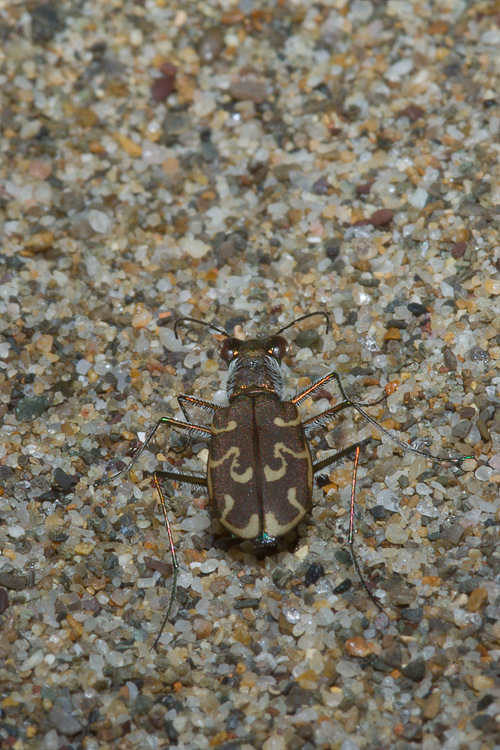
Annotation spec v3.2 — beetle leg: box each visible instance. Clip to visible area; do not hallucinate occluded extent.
[347,445,384,612]
[177,394,218,422]
[154,468,208,488]
[100,417,211,483]
[153,472,180,649]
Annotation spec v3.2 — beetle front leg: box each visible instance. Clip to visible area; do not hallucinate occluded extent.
[177,394,218,423]
[100,417,211,483]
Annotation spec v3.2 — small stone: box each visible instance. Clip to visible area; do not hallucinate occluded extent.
[192,618,213,639]
[178,238,210,258]
[151,75,176,102]
[230,71,267,103]
[115,132,143,158]
[48,705,83,736]
[440,522,465,545]
[345,637,376,658]
[74,542,95,556]
[31,2,61,43]
[397,105,425,121]
[88,209,112,234]
[0,573,28,591]
[385,523,409,545]
[384,327,401,340]
[0,589,9,614]
[54,468,77,491]
[132,306,153,328]
[15,396,50,422]
[370,208,393,226]
[422,690,441,719]
[25,230,55,253]
[36,334,53,353]
[75,107,99,128]
[473,675,495,691]
[198,27,225,63]
[468,587,488,612]
[402,656,426,682]
[485,279,500,295]
[451,241,467,259]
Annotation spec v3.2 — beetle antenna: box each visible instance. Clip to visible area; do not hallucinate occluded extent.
[274,312,331,336]
[173,317,230,340]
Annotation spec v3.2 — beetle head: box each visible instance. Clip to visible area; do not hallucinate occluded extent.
[222,335,289,400]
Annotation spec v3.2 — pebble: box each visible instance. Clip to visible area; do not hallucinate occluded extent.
[385,523,409,545]
[178,238,210,258]
[15,396,50,422]
[198,27,225,63]
[345,637,376,658]
[485,279,500,295]
[370,208,393,226]
[25,230,55,253]
[48,705,83,736]
[88,210,112,234]
[192,618,213,639]
[229,71,268,103]
[468,587,488,612]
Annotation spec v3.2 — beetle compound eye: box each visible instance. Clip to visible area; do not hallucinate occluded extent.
[219,337,239,362]
[267,335,289,359]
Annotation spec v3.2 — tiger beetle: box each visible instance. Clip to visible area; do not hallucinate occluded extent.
[102,311,469,646]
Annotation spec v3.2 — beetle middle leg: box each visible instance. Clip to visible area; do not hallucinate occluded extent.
[100,417,211,483]
[310,438,383,610]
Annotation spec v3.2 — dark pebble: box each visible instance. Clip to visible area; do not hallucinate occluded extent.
[295,330,320,349]
[477,694,495,711]
[459,407,476,420]
[323,237,341,261]
[397,105,425,121]
[402,656,426,682]
[304,562,325,587]
[400,606,423,626]
[440,522,465,545]
[370,505,392,521]
[151,75,176,102]
[451,419,471,439]
[234,598,260,609]
[457,201,488,218]
[0,573,27,591]
[285,684,314,713]
[132,695,154,715]
[0,588,9,614]
[443,347,458,371]
[312,176,330,195]
[31,2,61,43]
[356,181,373,195]
[15,396,50,422]
[333,578,352,594]
[407,302,427,316]
[198,27,225,64]
[370,209,393,226]
[451,241,467,258]
[54,467,78,491]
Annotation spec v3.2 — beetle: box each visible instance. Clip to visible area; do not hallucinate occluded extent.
[102,311,456,644]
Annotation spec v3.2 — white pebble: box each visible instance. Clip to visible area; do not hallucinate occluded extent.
[178,238,210,258]
[20,649,45,671]
[179,513,211,532]
[8,524,25,539]
[88,209,112,234]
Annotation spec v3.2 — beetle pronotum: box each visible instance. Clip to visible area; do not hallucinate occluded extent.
[103,312,467,646]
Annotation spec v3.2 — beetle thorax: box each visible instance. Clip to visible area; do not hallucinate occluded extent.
[227,352,283,400]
